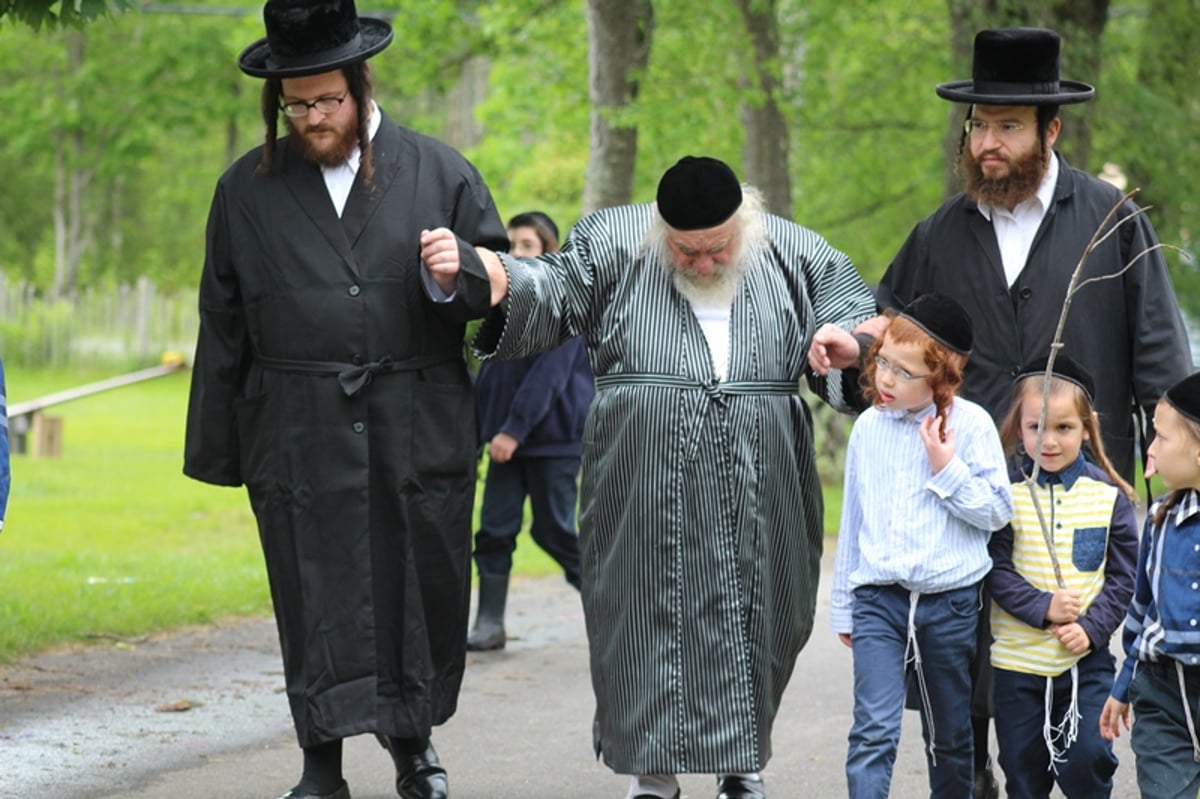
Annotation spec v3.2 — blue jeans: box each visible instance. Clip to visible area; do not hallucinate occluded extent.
[475,455,581,586]
[1128,658,1200,799]
[846,583,979,799]
[993,648,1118,798]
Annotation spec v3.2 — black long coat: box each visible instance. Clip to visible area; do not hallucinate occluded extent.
[184,112,507,746]
[879,154,1192,483]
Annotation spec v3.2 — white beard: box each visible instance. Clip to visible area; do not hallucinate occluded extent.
[643,201,767,309]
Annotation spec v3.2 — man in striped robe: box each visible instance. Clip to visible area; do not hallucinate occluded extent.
[422,156,876,799]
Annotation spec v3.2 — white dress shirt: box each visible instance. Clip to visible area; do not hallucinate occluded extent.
[977,152,1059,287]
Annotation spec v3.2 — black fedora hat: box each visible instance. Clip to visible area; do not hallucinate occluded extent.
[936,27,1094,106]
[239,0,393,79]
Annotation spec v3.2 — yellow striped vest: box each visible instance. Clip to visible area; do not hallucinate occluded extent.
[991,475,1119,676]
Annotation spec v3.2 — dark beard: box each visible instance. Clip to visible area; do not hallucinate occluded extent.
[286,117,359,167]
[962,143,1047,209]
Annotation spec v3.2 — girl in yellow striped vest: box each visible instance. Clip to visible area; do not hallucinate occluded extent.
[988,354,1139,798]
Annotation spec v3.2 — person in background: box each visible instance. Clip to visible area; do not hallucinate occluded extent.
[467,211,593,651]
[871,29,1193,795]
[827,294,1013,799]
[988,354,1137,797]
[182,1,508,797]
[1101,371,1200,798]
[0,356,9,531]
[422,155,877,799]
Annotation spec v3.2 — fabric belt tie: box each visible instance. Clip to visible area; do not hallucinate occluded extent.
[256,349,459,397]
[594,373,798,460]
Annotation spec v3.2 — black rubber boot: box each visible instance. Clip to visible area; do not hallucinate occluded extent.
[466,573,508,651]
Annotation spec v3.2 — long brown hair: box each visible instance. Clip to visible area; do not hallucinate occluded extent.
[256,62,375,187]
[1151,399,1200,525]
[859,312,967,436]
[999,374,1137,501]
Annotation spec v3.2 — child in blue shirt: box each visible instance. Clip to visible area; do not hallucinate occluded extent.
[988,354,1138,797]
[0,356,9,530]
[830,293,1013,798]
[1100,370,1200,798]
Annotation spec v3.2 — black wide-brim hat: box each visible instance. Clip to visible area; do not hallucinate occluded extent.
[239,0,393,79]
[936,27,1094,106]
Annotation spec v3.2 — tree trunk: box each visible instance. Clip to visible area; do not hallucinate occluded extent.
[582,0,654,213]
[735,0,792,218]
[53,29,92,298]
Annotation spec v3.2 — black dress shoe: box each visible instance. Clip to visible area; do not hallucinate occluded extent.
[632,792,680,799]
[716,773,766,799]
[378,736,448,799]
[277,780,351,799]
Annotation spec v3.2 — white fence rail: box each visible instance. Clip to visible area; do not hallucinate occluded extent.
[0,274,197,368]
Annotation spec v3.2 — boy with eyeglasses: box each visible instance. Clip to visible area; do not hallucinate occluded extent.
[827,294,1013,799]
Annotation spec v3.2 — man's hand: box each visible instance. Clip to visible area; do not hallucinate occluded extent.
[1046,588,1082,624]
[488,432,519,464]
[809,324,861,376]
[837,633,852,649]
[853,314,889,339]
[419,228,510,307]
[420,228,462,295]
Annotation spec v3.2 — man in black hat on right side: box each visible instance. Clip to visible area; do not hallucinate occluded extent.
[873,26,1193,798]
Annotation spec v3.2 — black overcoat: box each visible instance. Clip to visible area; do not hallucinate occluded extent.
[183,112,507,746]
[879,154,1192,483]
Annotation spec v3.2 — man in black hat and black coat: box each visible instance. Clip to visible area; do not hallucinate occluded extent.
[182,1,508,798]
[870,26,1193,798]
[420,156,877,799]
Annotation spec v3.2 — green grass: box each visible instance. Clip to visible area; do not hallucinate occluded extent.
[0,366,849,662]
[0,366,567,662]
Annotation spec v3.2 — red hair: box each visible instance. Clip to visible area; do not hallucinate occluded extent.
[860,313,967,437]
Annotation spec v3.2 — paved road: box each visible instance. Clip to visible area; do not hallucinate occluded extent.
[0,548,1136,798]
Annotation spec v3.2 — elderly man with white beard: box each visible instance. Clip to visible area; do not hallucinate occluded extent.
[420,156,877,799]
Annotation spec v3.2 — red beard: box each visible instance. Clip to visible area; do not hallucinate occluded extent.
[287,117,359,167]
[962,142,1048,209]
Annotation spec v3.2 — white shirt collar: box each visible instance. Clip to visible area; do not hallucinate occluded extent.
[322,100,380,217]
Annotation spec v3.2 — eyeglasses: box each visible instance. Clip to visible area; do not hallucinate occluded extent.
[280,93,347,118]
[874,355,928,382]
[964,118,1026,139]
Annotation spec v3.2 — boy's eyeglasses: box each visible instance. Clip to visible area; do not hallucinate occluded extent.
[874,356,928,382]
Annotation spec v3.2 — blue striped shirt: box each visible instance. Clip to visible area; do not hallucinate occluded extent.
[830,397,1013,633]
[1112,489,1200,702]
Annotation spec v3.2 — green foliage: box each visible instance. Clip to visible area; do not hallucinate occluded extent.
[0,0,134,30]
[1,0,1197,314]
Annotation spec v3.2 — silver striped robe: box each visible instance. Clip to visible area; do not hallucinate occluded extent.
[476,203,875,773]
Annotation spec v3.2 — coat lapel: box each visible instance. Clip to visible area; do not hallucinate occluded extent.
[279,140,358,275]
[964,199,1007,284]
[341,113,403,250]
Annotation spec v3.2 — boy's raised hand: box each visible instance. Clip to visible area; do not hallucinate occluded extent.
[919,413,954,473]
